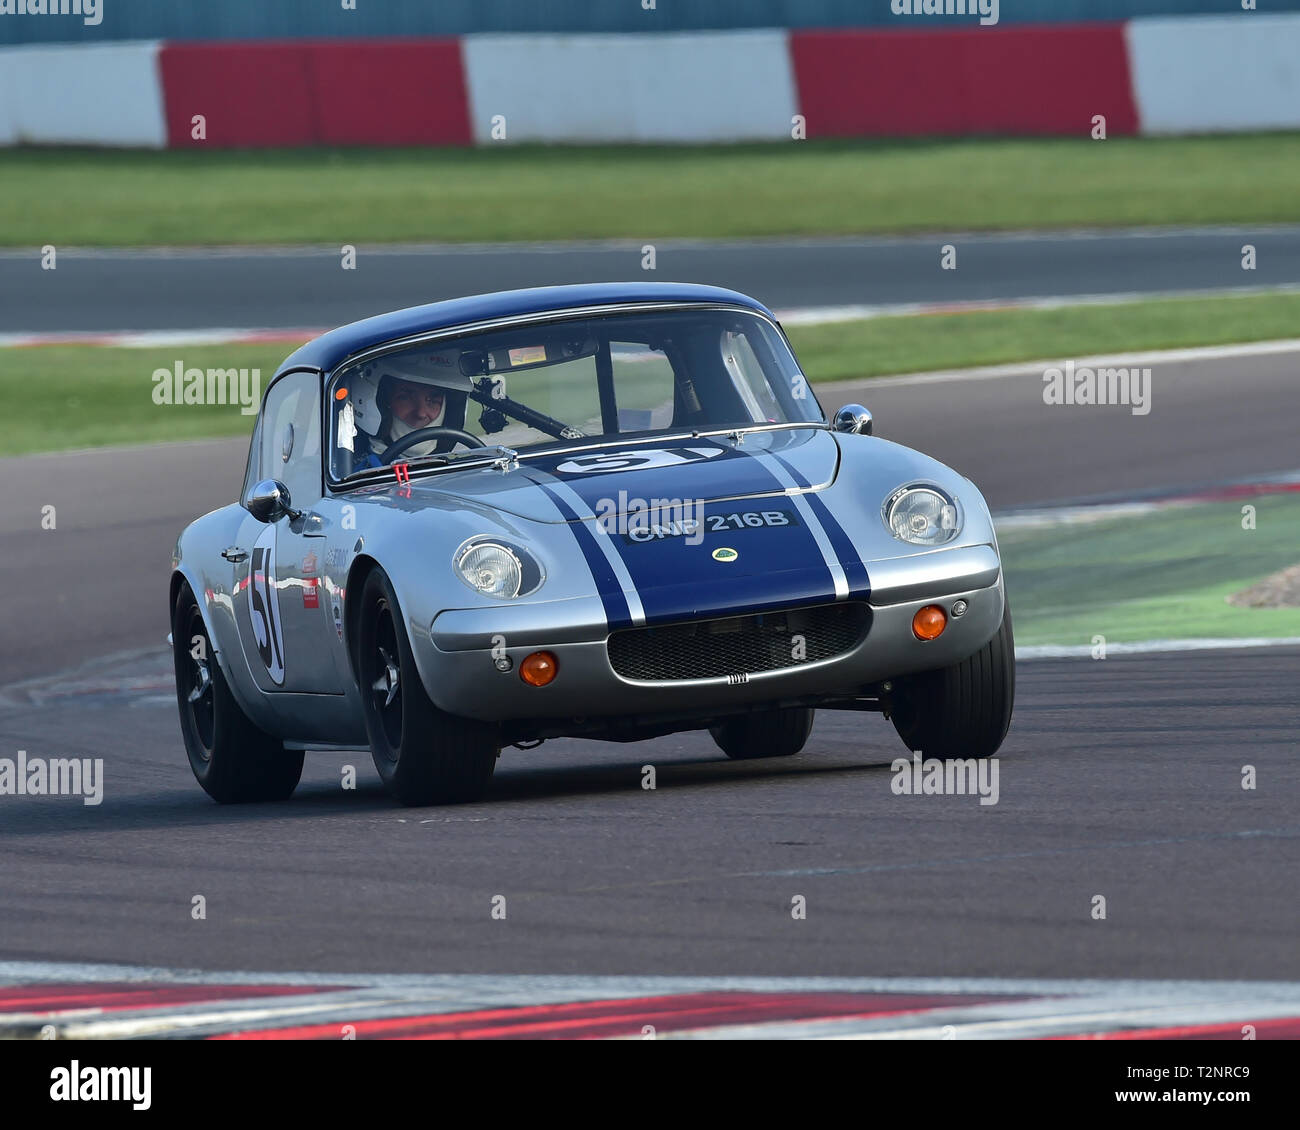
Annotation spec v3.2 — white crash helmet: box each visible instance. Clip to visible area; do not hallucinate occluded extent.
[351,350,473,436]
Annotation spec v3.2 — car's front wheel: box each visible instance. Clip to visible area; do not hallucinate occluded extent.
[710,707,815,760]
[172,584,303,803]
[356,567,500,805]
[889,598,1015,759]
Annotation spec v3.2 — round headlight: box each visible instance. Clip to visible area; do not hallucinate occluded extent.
[456,541,523,598]
[885,486,961,546]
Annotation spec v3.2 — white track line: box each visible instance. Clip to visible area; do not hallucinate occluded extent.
[7,308,1300,353]
[3,961,1299,999]
[1018,637,1300,659]
[0,328,320,348]
[816,337,1300,392]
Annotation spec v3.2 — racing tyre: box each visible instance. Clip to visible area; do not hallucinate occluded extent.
[172,585,303,803]
[890,597,1015,759]
[710,707,815,760]
[357,568,500,805]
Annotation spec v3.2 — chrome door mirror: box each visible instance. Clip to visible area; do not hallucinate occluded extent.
[833,404,873,436]
[244,479,300,524]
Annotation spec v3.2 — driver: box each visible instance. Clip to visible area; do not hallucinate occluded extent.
[348,352,472,470]
[382,376,446,457]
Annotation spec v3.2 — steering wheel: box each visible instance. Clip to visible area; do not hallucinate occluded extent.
[379,426,486,464]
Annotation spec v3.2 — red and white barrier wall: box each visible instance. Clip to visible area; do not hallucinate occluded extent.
[1125,15,1300,135]
[0,41,166,146]
[460,31,798,144]
[2,16,1298,148]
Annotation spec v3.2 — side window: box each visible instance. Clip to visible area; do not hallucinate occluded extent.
[611,342,675,432]
[256,371,322,506]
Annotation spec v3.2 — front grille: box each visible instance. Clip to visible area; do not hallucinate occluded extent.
[608,602,870,682]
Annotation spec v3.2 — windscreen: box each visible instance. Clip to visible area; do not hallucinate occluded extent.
[326,307,823,481]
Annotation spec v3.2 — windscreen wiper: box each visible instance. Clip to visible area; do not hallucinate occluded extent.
[405,445,519,471]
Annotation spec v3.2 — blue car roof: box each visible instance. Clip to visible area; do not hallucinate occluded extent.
[277,282,775,374]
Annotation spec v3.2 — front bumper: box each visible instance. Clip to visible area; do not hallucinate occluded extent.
[418,544,1004,722]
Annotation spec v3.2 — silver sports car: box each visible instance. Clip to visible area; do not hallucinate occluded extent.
[170,282,1014,805]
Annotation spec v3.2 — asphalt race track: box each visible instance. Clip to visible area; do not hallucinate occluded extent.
[0,258,1296,1012]
[0,644,1296,982]
[4,225,1300,332]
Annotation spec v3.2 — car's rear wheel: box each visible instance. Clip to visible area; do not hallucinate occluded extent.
[889,598,1015,758]
[710,707,815,760]
[172,584,303,803]
[356,567,500,805]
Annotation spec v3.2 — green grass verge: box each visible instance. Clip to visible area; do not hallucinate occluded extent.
[6,134,1300,245]
[4,289,1299,455]
[0,345,276,456]
[999,493,1300,646]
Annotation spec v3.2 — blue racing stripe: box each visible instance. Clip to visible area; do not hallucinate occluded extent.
[554,446,838,623]
[526,440,854,626]
[534,482,633,630]
[770,452,871,598]
[608,514,839,623]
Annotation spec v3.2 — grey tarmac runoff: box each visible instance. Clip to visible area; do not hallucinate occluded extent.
[0,645,1295,987]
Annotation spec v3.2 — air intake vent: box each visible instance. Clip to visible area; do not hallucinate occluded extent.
[608,602,870,682]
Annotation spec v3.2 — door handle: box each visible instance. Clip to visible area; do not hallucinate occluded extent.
[221,546,248,563]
